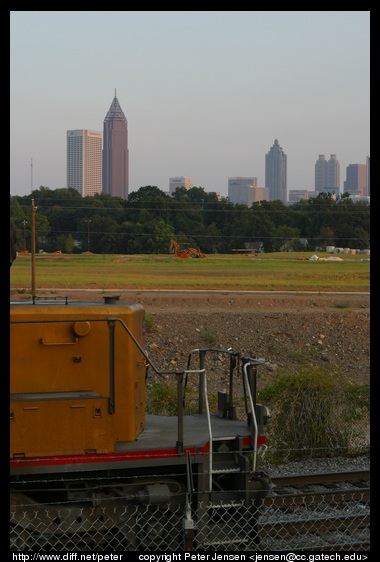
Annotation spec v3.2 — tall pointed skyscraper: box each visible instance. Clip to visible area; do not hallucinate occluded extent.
[265,139,287,203]
[102,90,129,199]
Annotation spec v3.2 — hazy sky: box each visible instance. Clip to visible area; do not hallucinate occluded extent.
[10,11,370,198]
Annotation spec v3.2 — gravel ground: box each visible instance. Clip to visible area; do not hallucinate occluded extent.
[265,453,370,477]
[141,292,370,387]
[141,292,370,475]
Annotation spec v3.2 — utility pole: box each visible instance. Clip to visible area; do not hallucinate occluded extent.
[31,199,36,299]
[85,219,92,252]
[23,219,27,251]
[31,158,33,194]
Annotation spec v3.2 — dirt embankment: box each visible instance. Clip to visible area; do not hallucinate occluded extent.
[136,292,370,388]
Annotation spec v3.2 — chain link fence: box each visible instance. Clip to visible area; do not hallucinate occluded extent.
[11,471,370,552]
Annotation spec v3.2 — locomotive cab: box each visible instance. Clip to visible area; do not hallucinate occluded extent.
[10,222,271,551]
[11,298,147,458]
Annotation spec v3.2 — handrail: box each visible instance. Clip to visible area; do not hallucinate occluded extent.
[202,368,213,491]
[243,361,258,473]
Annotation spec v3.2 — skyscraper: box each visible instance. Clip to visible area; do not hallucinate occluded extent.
[315,154,340,196]
[228,177,269,206]
[228,177,257,206]
[265,139,287,203]
[67,129,102,197]
[102,91,129,199]
[315,155,327,191]
[366,156,370,197]
[343,164,367,196]
[326,154,340,195]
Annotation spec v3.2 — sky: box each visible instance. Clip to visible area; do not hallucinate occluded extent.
[10,11,370,199]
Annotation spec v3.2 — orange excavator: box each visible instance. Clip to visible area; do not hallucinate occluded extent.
[188,247,206,258]
[169,240,190,258]
[169,240,206,258]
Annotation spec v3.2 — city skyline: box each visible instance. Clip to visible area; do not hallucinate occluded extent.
[10,11,370,198]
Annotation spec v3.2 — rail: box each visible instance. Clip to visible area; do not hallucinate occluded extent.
[257,470,370,551]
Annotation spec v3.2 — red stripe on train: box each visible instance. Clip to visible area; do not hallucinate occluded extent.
[10,435,266,469]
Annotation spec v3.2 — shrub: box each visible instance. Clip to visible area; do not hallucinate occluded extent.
[145,312,154,330]
[258,365,370,463]
[200,330,216,344]
[146,380,218,416]
[146,381,178,415]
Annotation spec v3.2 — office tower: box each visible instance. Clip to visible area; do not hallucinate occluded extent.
[102,91,129,199]
[315,155,327,191]
[326,154,340,195]
[265,139,287,203]
[228,177,256,205]
[228,177,269,206]
[366,156,370,197]
[315,154,340,195]
[288,190,313,203]
[343,164,367,196]
[169,176,193,195]
[67,130,102,197]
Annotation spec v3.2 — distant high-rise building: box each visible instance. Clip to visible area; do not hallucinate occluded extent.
[265,139,287,203]
[102,91,129,199]
[228,177,256,205]
[315,154,340,196]
[228,177,269,206]
[288,190,315,203]
[169,176,193,195]
[366,156,370,197]
[326,154,340,195]
[343,164,367,197]
[67,129,102,197]
[315,155,327,191]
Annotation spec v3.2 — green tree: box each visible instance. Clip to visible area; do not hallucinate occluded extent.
[273,225,302,252]
[203,222,222,253]
[64,233,75,254]
[10,186,369,255]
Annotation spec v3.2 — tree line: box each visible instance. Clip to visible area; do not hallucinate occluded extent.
[10,185,370,255]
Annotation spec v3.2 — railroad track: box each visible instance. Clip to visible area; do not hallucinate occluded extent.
[258,470,370,551]
[271,469,370,488]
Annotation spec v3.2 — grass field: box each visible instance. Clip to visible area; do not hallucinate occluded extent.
[10,252,370,293]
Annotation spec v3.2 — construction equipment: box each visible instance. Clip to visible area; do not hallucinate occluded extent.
[188,247,206,258]
[169,240,206,258]
[169,240,190,258]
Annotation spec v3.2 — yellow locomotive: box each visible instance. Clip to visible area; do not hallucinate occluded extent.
[10,225,271,551]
